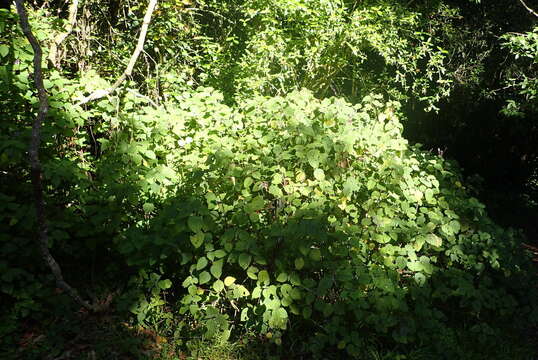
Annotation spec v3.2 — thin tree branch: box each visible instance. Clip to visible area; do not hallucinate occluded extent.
[49,0,79,68]
[14,0,96,312]
[76,0,158,106]
[518,0,538,18]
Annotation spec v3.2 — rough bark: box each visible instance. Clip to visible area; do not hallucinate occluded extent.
[76,0,158,105]
[14,0,96,312]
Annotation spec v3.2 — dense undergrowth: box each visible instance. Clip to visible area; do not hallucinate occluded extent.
[1,0,538,359]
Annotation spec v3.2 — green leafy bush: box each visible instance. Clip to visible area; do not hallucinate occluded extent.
[101,88,536,356]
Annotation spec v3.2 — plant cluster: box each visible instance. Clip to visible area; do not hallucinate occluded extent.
[104,87,535,356]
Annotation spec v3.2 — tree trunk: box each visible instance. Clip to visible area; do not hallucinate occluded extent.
[14,0,96,312]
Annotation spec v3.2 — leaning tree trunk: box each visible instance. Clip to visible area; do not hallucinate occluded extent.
[14,0,96,312]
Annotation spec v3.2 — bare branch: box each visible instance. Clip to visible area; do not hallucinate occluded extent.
[14,0,96,312]
[76,0,158,106]
[518,0,538,18]
[49,0,79,68]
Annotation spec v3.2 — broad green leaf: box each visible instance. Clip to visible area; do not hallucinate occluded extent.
[239,253,252,270]
[413,236,425,251]
[281,297,292,307]
[302,306,312,319]
[213,280,224,292]
[244,177,253,189]
[309,248,321,261]
[255,256,267,265]
[407,261,422,272]
[414,272,426,286]
[252,286,262,299]
[182,275,195,287]
[374,233,390,244]
[207,251,215,262]
[233,285,250,298]
[280,283,292,297]
[288,301,301,317]
[189,304,199,315]
[425,189,434,203]
[449,220,461,234]
[247,266,258,279]
[143,202,154,213]
[314,168,325,181]
[196,257,208,270]
[0,45,8,58]
[258,270,270,285]
[188,216,204,233]
[206,319,218,337]
[295,257,305,270]
[213,249,227,258]
[290,288,302,300]
[265,297,281,311]
[396,256,407,269]
[272,173,283,184]
[199,271,211,285]
[425,233,442,247]
[224,276,236,286]
[275,307,288,319]
[158,279,172,289]
[210,259,224,279]
[188,284,197,296]
[420,259,434,274]
[307,149,320,168]
[263,285,277,298]
[190,232,205,248]
[248,196,265,211]
[205,192,217,203]
[269,184,283,197]
[240,308,249,321]
[343,176,359,196]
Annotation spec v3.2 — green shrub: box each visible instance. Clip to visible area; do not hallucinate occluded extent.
[103,88,537,356]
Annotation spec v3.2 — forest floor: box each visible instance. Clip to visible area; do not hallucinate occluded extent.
[6,307,161,359]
